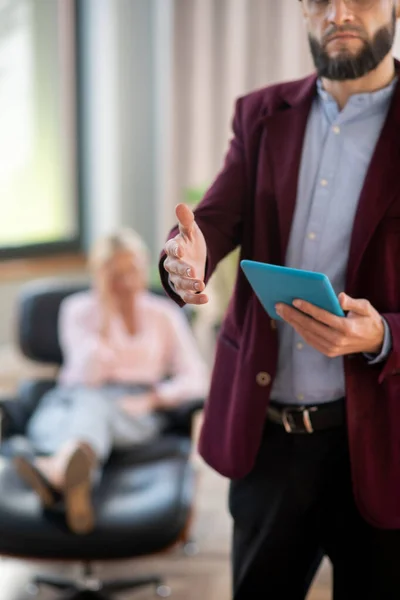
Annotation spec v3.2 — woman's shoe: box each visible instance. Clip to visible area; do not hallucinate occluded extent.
[64,445,95,535]
[13,455,58,507]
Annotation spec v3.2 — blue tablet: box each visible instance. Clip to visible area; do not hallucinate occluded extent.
[240,260,345,321]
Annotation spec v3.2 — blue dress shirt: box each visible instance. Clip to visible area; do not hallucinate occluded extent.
[270,77,397,405]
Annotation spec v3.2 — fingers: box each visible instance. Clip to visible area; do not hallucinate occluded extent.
[291,326,345,358]
[169,272,205,293]
[339,293,371,316]
[163,208,207,305]
[167,264,205,294]
[181,291,209,305]
[163,252,207,303]
[164,255,198,282]
[291,326,333,355]
[164,238,183,260]
[292,299,345,330]
[164,242,193,276]
[277,304,339,342]
[165,268,208,304]
[176,203,195,238]
[181,278,205,293]
[164,240,204,288]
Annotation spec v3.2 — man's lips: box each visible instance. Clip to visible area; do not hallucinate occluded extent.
[325,33,362,43]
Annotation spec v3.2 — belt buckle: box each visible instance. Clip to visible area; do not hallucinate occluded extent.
[281,405,317,434]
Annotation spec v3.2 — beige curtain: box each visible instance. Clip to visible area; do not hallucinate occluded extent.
[167,0,313,220]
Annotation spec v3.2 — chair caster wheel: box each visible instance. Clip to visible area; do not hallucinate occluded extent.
[183,540,199,556]
[26,583,39,596]
[156,584,172,597]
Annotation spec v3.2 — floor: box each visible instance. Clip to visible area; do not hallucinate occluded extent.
[0,452,332,600]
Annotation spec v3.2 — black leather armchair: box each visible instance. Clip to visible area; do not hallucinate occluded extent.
[0,279,204,599]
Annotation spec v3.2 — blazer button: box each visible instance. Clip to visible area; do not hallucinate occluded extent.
[270,319,277,331]
[256,371,271,387]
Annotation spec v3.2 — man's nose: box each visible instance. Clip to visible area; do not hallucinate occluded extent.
[326,0,354,25]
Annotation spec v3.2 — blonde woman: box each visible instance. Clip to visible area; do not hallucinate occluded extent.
[13,229,209,534]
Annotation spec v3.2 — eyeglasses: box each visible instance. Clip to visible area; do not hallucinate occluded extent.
[302,0,376,15]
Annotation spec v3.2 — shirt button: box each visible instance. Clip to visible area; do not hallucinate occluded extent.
[297,394,305,401]
[320,179,328,187]
[307,232,317,241]
[296,342,304,351]
[256,372,271,387]
[332,125,340,134]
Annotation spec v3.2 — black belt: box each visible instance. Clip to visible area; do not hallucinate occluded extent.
[267,398,345,434]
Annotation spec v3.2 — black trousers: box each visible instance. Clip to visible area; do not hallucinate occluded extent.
[229,420,400,599]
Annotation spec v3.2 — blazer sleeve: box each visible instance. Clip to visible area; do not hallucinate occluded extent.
[158,97,247,306]
[377,313,400,383]
[364,317,392,364]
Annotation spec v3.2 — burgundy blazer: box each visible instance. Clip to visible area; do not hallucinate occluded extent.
[159,66,400,529]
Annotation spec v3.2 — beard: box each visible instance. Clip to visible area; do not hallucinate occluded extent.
[308,9,396,81]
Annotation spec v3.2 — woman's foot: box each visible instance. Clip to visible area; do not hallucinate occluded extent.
[13,455,58,507]
[64,445,95,535]
[14,441,96,534]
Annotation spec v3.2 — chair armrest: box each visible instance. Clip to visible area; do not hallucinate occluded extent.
[0,398,38,459]
[0,397,24,439]
[159,398,204,437]
[0,379,56,439]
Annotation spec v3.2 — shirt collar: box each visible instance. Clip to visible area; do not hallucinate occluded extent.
[316,76,398,123]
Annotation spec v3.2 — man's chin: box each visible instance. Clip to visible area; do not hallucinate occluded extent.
[316,50,375,81]
[321,68,364,82]
[324,41,364,59]
[326,51,358,62]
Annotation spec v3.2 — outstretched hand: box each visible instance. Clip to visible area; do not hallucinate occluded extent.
[163,203,209,305]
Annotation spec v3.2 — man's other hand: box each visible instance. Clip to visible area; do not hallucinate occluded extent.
[275,293,385,357]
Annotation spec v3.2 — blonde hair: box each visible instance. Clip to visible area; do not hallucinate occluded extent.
[89,228,150,272]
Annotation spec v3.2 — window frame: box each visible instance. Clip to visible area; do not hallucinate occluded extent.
[0,0,85,261]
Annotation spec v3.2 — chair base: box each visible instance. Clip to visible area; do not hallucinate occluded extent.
[29,572,171,599]
[51,592,111,600]
[24,540,198,599]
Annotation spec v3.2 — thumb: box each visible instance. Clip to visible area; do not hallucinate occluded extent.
[176,203,195,239]
[339,292,370,316]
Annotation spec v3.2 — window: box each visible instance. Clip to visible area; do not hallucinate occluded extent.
[0,0,82,259]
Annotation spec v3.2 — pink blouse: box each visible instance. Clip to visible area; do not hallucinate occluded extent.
[58,291,209,405]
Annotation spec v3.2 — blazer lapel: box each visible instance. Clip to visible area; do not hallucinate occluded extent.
[346,79,400,294]
[261,77,316,261]
[260,65,400,285]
